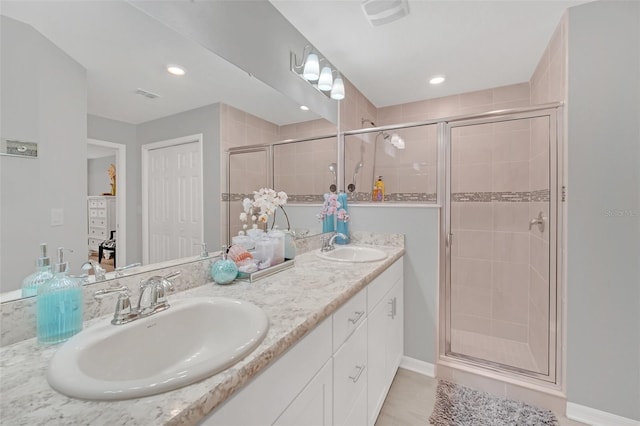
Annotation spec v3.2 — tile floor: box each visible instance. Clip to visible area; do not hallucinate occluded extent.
[451,329,539,373]
[375,368,587,426]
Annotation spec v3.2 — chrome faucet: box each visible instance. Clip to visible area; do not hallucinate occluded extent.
[93,271,180,325]
[321,232,348,252]
[81,260,107,282]
[137,271,179,316]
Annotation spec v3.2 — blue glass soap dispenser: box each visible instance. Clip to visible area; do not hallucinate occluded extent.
[37,247,83,345]
[22,243,53,298]
[210,245,238,285]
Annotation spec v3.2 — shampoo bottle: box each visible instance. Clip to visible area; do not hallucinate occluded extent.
[375,176,385,202]
[37,248,83,345]
[22,243,53,298]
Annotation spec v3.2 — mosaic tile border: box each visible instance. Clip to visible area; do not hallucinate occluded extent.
[224,192,438,204]
[452,189,550,203]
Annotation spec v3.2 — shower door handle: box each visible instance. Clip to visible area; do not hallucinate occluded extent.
[529,212,546,232]
[446,233,453,247]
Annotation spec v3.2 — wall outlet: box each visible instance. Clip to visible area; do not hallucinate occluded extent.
[50,208,64,226]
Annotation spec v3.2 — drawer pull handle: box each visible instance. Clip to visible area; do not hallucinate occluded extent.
[349,365,365,383]
[348,311,365,324]
[388,297,397,319]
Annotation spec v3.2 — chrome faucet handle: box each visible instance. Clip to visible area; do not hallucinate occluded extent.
[320,235,331,252]
[115,262,141,277]
[94,286,137,325]
[82,260,107,282]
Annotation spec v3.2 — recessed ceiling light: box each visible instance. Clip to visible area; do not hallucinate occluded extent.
[167,65,186,76]
[429,75,446,85]
[300,105,310,111]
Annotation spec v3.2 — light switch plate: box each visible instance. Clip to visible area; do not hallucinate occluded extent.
[51,208,64,226]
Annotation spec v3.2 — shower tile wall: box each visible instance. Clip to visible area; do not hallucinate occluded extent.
[370,83,531,202]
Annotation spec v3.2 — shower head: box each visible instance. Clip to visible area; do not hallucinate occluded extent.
[348,161,364,193]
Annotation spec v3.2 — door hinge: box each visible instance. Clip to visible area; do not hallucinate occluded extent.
[561,186,567,202]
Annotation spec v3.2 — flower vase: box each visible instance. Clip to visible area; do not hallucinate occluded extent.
[322,214,335,233]
[336,220,349,244]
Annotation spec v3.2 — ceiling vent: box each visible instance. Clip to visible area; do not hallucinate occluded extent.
[135,88,161,99]
[361,0,410,27]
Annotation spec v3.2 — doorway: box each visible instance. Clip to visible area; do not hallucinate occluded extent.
[87,138,126,270]
[142,134,204,264]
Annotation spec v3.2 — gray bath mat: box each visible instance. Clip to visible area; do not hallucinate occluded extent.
[429,380,559,426]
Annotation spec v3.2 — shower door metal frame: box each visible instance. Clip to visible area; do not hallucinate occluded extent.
[438,105,564,387]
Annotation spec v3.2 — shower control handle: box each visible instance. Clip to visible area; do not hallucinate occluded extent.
[529,212,546,233]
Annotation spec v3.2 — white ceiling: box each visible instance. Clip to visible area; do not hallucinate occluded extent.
[271,0,589,107]
[2,1,590,127]
[1,1,317,125]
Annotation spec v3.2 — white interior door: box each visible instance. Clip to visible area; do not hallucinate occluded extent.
[146,139,202,263]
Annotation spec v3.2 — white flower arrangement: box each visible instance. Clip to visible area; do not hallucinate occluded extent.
[239,188,288,232]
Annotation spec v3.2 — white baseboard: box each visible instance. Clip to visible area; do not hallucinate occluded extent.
[566,402,640,426]
[399,356,435,377]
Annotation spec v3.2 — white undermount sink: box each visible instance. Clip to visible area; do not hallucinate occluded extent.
[316,245,388,263]
[47,297,269,401]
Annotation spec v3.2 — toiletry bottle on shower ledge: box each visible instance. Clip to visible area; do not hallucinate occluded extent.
[375,176,385,202]
[37,247,83,345]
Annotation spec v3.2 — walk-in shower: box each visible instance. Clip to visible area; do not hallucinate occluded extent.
[440,104,563,387]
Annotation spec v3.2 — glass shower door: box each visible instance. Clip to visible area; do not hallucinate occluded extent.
[445,110,558,382]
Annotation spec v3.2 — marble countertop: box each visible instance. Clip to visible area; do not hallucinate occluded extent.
[0,242,404,426]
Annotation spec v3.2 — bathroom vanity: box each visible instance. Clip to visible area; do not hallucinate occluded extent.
[0,234,405,425]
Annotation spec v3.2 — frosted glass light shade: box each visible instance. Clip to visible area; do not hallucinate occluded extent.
[318,67,333,91]
[302,53,320,81]
[330,77,345,100]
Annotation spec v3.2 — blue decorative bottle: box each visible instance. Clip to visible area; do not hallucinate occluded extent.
[211,246,238,285]
[336,192,350,244]
[322,214,335,234]
[22,243,53,298]
[37,247,83,345]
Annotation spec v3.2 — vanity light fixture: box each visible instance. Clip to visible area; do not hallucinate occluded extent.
[167,65,186,76]
[429,75,446,85]
[291,45,345,100]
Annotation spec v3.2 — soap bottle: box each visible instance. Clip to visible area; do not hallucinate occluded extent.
[371,184,378,201]
[210,245,238,285]
[37,248,83,345]
[22,243,53,298]
[375,176,385,202]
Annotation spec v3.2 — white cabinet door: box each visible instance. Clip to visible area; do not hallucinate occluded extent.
[342,382,368,426]
[367,296,390,426]
[387,279,404,383]
[273,359,333,426]
[366,277,404,426]
[334,319,368,426]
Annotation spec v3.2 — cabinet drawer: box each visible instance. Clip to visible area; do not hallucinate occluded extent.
[367,258,403,312]
[333,289,366,351]
[333,319,367,426]
[88,199,99,208]
[88,237,103,249]
[89,217,106,227]
[89,227,107,238]
[97,209,106,218]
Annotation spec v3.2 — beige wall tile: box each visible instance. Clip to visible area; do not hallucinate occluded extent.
[453,284,492,318]
[460,88,494,108]
[493,231,530,263]
[456,202,493,231]
[452,313,492,335]
[493,203,530,232]
[455,163,493,193]
[492,161,529,192]
[451,257,492,289]
[492,130,530,163]
[456,230,493,260]
[492,261,530,324]
[493,83,530,103]
[529,265,549,314]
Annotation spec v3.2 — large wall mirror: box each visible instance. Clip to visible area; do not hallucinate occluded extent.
[0,1,337,302]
